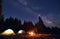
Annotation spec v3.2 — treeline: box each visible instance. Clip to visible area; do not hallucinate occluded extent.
[0,16,60,34]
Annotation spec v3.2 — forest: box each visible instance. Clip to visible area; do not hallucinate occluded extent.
[0,16,60,34]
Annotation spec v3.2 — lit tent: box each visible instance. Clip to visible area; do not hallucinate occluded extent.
[17,30,25,34]
[1,29,15,36]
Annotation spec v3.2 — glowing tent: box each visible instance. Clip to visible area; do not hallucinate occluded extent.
[17,30,25,34]
[1,29,15,36]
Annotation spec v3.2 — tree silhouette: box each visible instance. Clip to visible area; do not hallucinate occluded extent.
[0,16,60,34]
[22,21,34,32]
[35,16,46,33]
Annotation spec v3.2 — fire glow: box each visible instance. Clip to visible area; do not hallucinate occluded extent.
[27,31,36,36]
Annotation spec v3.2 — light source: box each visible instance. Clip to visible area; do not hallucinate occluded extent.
[17,30,25,34]
[1,29,15,36]
[27,31,36,36]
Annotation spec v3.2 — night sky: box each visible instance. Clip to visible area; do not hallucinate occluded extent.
[2,0,60,27]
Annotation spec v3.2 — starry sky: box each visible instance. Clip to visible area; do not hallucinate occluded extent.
[2,0,60,27]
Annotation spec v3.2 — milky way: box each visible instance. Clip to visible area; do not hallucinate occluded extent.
[2,0,60,27]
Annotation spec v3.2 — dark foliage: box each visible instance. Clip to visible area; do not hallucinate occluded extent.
[0,16,60,34]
